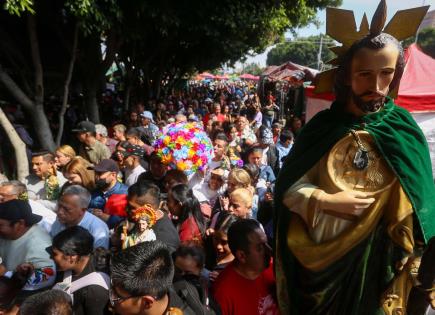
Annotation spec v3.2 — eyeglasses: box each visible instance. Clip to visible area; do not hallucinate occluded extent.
[109,287,158,306]
[109,287,137,306]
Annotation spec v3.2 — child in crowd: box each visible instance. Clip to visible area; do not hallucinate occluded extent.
[193,168,226,220]
[228,188,253,219]
[207,213,239,282]
[246,146,276,185]
[208,168,253,234]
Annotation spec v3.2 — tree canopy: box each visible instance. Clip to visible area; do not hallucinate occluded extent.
[403,27,435,59]
[242,63,264,76]
[0,0,342,149]
[266,35,336,69]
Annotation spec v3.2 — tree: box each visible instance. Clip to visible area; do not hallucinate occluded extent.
[266,35,335,69]
[0,0,121,150]
[0,108,29,181]
[115,0,342,101]
[403,27,435,58]
[1,0,342,151]
[242,63,264,76]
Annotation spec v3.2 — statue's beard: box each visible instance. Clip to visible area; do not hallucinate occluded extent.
[351,90,386,113]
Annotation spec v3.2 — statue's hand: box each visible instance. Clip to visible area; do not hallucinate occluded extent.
[318,190,375,217]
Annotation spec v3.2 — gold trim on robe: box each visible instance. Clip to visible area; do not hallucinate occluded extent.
[284,131,414,272]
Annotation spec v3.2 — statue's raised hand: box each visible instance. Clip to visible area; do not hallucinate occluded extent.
[318,190,375,218]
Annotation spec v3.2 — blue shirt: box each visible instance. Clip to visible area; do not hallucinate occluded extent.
[50,211,110,249]
[89,181,128,229]
[276,141,292,168]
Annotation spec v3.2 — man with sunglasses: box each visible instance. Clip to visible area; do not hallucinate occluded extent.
[110,241,196,315]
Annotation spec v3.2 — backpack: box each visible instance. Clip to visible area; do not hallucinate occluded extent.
[172,278,217,315]
[52,270,110,303]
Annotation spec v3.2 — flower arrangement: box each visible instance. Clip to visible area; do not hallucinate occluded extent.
[154,122,214,176]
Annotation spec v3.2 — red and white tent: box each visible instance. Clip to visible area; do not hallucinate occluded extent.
[396,44,435,112]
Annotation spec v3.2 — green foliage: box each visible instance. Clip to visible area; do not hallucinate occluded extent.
[4,0,34,16]
[1,0,342,102]
[65,0,121,35]
[266,35,335,68]
[403,28,435,59]
[242,63,264,76]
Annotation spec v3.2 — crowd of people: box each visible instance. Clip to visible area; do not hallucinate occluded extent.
[0,82,300,315]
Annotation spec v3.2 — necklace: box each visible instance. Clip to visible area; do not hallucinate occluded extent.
[350,129,369,170]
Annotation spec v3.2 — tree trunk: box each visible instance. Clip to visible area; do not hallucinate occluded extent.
[0,108,29,181]
[0,64,55,150]
[85,87,100,123]
[56,23,78,146]
[32,105,56,151]
[124,85,132,111]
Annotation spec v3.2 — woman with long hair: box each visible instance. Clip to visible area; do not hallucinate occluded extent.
[51,226,109,315]
[55,145,76,172]
[63,157,95,191]
[167,183,206,244]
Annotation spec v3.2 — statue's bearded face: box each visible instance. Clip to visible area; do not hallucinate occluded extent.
[349,43,399,113]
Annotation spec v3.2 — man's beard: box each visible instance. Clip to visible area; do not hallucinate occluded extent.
[351,90,386,113]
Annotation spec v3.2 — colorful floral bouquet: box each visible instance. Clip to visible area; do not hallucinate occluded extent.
[154,122,214,176]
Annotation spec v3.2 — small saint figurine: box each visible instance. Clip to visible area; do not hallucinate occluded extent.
[121,204,157,249]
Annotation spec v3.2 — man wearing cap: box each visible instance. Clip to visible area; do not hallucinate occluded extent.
[24,151,67,211]
[120,144,146,187]
[51,185,109,248]
[88,159,128,229]
[137,111,159,145]
[0,200,56,291]
[95,123,118,154]
[137,152,167,193]
[72,121,111,165]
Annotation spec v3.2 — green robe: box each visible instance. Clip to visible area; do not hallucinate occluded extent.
[274,97,435,315]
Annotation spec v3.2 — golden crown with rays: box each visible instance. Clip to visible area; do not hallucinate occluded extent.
[314,0,429,94]
[131,204,157,227]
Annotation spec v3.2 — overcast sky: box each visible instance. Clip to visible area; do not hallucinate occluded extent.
[240,0,434,68]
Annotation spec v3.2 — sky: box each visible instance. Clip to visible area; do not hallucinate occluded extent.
[239,0,435,68]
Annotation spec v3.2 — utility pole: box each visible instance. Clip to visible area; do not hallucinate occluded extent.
[317,35,323,70]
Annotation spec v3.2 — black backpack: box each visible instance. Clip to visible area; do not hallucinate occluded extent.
[172,276,219,315]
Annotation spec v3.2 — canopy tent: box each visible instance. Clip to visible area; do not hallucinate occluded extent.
[239,73,260,81]
[396,44,435,112]
[198,72,215,79]
[260,61,318,84]
[214,74,229,80]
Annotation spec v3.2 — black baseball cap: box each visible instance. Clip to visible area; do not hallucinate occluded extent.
[88,159,119,173]
[121,144,146,158]
[0,200,41,225]
[72,121,96,133]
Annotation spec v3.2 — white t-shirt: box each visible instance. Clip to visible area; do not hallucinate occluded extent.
[0,225,56,290]
[125,164,146,186]
[29,199,56,233]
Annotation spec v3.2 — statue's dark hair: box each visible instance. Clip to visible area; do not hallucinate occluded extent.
[334,33,405,104]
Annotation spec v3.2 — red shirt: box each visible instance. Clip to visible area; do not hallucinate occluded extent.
[178,216,202,244]
[203,113,226,125]
[213,262,279,315]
